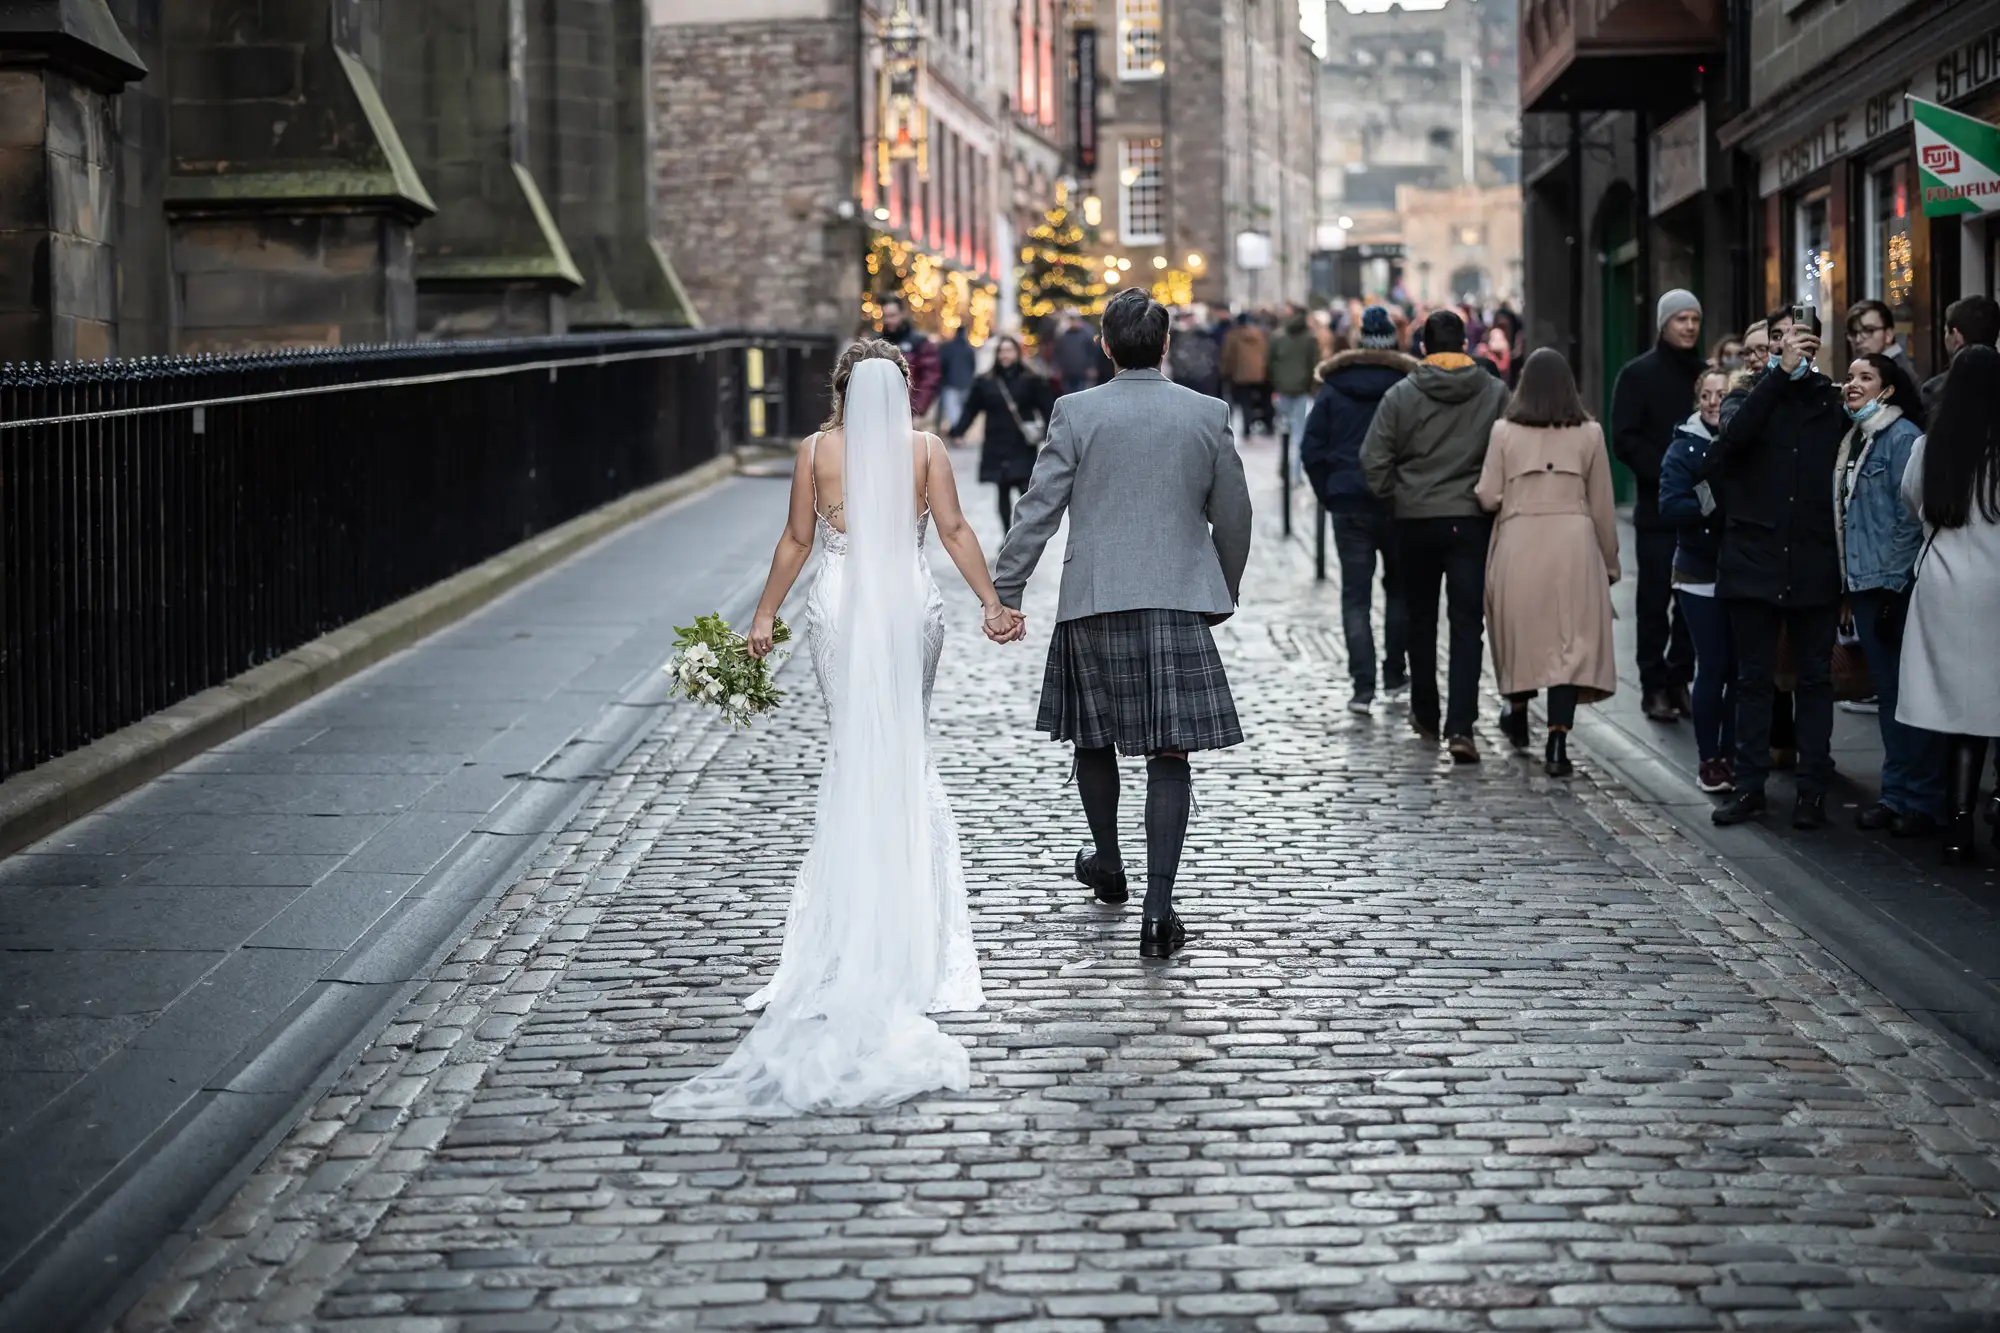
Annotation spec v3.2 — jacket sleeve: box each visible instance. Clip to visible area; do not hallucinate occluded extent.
[1360,384,1402,502]
[1702,369,1787,482]
[1474,422,1505,513]
[950,380,983,438]
[1585,424,1622,583]
[908,340,942,416]
[1205,407,1253,603]
[1298,391,1335,501]
[1656,430,1704,523]
[991,396,1077,609]
[1608,363,1663,486]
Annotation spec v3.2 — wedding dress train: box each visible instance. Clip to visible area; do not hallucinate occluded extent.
[651,361,983,1120]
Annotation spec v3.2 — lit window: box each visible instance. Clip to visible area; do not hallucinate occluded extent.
[1118,0,1164,80]
[1120,139,1165,244]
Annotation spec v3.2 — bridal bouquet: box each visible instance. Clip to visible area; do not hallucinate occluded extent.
[664,613,790,728]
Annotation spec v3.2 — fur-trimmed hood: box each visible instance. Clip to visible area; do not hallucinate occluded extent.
[1315,348,1419,385]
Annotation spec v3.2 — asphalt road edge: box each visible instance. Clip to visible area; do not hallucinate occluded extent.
[0,454,740,860]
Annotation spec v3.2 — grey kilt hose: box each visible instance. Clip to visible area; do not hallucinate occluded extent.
[1036,610,1243,755]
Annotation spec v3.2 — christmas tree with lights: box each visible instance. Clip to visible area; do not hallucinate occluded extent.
[1018,189,1104,330]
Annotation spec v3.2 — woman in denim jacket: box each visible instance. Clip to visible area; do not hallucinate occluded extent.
[1838,352,1943,836]
[1660,368,1736,794]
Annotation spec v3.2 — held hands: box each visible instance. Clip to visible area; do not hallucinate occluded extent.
[982,603,1027,644]
[747,610,778,659]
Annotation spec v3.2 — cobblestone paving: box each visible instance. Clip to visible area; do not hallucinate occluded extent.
[128,451,2000,1332]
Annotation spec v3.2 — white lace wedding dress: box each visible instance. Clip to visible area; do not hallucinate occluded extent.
[651,360,983,1120]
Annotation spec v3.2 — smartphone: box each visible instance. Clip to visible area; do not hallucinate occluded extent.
[1789,303,1822,336]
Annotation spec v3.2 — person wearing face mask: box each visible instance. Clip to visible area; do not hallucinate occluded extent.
[1836,353,1941,837]
[1701,308,1847,830]
[1709,336,1745,374]
[1659,368,1737,794]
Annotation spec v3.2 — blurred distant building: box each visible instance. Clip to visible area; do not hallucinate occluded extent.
[1068,0,1319,312]
[1314,0,1521,305]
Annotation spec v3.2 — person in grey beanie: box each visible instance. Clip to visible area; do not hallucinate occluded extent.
[1610,288,1703,723]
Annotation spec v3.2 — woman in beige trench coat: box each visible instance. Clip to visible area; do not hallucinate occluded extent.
[1476,348,1621,777]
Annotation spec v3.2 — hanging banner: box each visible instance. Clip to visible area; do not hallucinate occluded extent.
[1073,26,1098,174]
[1912,95,2000,216]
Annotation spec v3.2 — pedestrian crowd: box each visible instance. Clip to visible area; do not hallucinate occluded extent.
[870,284,2000,865]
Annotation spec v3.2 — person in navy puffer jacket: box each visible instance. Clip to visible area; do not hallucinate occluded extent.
[1301,306,1419,714]
[1660,367,1736,796]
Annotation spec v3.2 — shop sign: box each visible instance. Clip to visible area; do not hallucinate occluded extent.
[1913,97,2000,216]
[1650,105,1706,215]
[1759,20,2000,197]
[1073,26,1098,174]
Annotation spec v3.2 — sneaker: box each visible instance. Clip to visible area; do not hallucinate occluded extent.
[1348,691,1375,716]
[1447,735,1481,764]
[1838,696,1880,714]
[1696,759,1733,794]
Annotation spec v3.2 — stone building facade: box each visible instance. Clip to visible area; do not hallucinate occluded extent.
[1076,0,1318,312]
[0,0,690,363]
[648,0,1024,339]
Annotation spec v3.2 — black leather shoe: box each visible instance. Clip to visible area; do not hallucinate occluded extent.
[1855,802,1897,832]
[1672,683,1693,718]
[1544,731,1573,778]
[1792,792,1828,830]
[1712,790,1768,826]
[1139,911,1187,959]
[1643,690,1681,723]
[1499,706,1530,751]
[1075,848,1128,905]
[1890,810,1938,839]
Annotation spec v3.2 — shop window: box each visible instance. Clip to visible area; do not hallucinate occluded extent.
[1864,160,1915,329]
[1118,0,1164,80]
[1120,138,1165,245]
[1791,188,1834,326]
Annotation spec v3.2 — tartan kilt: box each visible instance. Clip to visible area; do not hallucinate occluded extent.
[1036,609,1243,755]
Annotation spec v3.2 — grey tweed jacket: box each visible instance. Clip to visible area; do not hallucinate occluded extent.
[992,368,1253,623]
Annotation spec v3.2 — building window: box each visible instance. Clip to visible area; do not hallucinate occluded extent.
[1865,160,1915,328]
[1018,0,1038,118]
[1038,0,1056,126]
[1791,188,1833,325]
[1120,138,1165,245]
[1117,0,1163,80]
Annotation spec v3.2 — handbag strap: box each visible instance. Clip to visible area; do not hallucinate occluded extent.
[993,373,1031,429]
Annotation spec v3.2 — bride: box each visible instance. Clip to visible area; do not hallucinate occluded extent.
[651,339,1024,1119]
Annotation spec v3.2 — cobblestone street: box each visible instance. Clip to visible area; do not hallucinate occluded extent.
[126,447,2000,1332]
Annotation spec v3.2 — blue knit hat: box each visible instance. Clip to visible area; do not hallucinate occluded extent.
[1359,305,1398,349]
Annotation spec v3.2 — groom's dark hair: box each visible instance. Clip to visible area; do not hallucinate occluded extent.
[1101,289,1169,369]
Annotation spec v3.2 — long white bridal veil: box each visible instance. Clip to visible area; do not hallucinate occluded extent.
[651,356,971,1119]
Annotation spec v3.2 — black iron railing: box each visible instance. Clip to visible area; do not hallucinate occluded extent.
[0,329,837,783]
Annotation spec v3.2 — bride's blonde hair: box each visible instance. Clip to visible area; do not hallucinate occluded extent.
[821,338,911,429]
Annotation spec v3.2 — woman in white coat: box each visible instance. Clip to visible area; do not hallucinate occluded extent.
[1897,344,2000,864]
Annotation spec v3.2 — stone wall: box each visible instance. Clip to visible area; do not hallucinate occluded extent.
[0,69,120,360]
[648,17,860,333]
[1748,0,1924,105]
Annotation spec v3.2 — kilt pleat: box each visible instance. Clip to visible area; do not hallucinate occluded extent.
[1035,610,1243,755]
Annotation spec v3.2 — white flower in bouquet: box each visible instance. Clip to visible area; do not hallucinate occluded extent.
[662,613,791,729]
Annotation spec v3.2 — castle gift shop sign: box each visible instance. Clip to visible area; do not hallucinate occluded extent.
[1760,20,2000,197]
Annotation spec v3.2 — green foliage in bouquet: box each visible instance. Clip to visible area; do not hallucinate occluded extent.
[664,612,792,728]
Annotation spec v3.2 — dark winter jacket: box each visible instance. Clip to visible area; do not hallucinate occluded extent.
[1169,324,1223,398]
[1699,363,1846,607]
[1610,338,1708,530]
[1267,317,1320,396]
[883,322,942,416]
[1360,353,1511,519]
[952,364,1055,486]
[938,333,977,391]
[1300,349,1418,515]
[1657,412,1724,584]
[1052,325,1101,396]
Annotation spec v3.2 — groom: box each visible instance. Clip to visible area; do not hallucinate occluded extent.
[993,289,1253,958]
